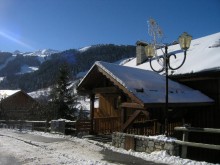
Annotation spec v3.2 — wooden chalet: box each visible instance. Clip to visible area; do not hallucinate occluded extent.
[77,32,220,162]
[77,61,213,136]
[0,90,41,120]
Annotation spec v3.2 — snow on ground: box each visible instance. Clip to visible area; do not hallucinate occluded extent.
[0,129,106,165]
[0,129,218,165]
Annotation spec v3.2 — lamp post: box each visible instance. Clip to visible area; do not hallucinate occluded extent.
[145,32,192,136]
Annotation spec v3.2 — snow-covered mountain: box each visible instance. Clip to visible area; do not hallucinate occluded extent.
[15,49,60,64]
[20,49,60,57]
[0,49,60,76]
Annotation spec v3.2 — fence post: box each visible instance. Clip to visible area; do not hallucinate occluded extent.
[19,120,22,132]
[181,131,189,158]
[45,120,49,132]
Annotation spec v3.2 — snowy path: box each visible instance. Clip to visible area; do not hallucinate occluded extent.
[0,129,163,165]
[0,129,217,165]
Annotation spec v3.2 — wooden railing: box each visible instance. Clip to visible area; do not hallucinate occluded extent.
[167,121,182,136]
[127,119,158,136]
[174,126,220,158]
[74,118,182,136]
[126,120,182,136]
[76,119,91,133]
[94,117,121,134]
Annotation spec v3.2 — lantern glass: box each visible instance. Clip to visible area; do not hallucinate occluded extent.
[145,44,155,58]
[178,32,192,50]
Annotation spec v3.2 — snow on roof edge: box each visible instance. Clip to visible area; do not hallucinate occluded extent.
[78,61,128,90]
[77,62,97,88]
[0,90,21,100]
[96,61,126,87]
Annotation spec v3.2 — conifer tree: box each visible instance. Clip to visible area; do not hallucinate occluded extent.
[50,64,76,119]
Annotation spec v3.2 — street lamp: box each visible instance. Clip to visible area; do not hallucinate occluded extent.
[145,32,192,136]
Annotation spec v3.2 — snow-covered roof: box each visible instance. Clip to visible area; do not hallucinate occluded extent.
[124,32,220,75]
[93,61,213,104]
[0,90,20,100]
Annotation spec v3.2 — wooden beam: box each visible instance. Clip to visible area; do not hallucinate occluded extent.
[174,127,220,134]
[90,94,95,134]
[218,78,220,107]
[121,110,142,132]
[121,107,126,126]
[143,102,214,108]
[93,87,119,94]
[170,71,220,82]
[175,140,220,150]
[77,90,93,96]
[120,102,145,109]
[175,77,216,82]
[141,110,149,118]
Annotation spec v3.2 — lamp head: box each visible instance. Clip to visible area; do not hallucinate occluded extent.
[178,32,192,51]
[145,44,155,58]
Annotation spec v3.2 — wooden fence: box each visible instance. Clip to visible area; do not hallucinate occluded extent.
[127,120,182,136]
[174,126,220,158]
[94,117,121,134]
[92,118,182,136]
[0,120,48,131]
[127,119,157,135]
[75,119,91,133]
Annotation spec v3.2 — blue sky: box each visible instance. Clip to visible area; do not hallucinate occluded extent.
[0,0,219,52]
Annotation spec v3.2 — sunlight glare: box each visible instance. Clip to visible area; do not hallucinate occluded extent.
[0,30,34,51]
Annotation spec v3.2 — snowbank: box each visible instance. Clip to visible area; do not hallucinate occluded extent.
[0,129,217,165]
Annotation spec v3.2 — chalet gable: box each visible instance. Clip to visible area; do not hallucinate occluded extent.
[0,90,37,103]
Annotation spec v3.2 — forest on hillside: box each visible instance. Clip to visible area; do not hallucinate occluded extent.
[0,44,135,92]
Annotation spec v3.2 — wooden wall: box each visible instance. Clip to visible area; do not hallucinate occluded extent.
[180,78,220,128]
[173,75,220,163]
[94,93,121,134]
[94,93,159,135]
[95,94,121,118]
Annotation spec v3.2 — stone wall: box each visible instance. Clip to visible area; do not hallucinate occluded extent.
[112,132,179,156]
[50,120,65,134]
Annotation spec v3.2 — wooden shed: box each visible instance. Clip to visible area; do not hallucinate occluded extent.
[77,61,213,136]
[0,90,41,120]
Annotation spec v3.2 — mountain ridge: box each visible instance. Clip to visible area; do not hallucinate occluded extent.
[0,44,136,92]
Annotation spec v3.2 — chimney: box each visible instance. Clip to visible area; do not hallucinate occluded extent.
[136,41,148,65]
